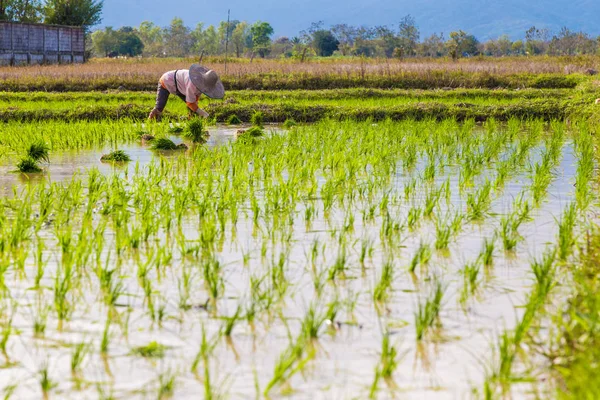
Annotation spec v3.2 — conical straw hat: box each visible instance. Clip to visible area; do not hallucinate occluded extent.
[189,64,225,99]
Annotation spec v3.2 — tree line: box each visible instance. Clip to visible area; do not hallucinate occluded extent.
[91,18,600,59]
[2,2,599,59]
[0,0,103,29]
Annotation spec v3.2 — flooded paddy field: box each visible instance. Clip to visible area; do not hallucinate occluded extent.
[0,117,595,399]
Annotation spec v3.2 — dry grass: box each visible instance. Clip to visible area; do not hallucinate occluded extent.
[0,56,598,81]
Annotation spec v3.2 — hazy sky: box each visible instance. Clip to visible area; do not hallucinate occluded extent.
[101,0,599,41]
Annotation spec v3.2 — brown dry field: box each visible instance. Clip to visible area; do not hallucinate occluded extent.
[0,56,599,81]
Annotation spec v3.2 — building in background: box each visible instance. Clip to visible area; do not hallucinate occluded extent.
[0,22,84,65]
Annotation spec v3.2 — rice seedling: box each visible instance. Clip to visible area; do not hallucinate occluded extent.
[96,384,116,400]
[283,119,297,128]
[0,311,13,358]
[191,325,220,374]
[100,318,111,354]
[38,362,57,399]
[486,289,544,394]
[2,384,17,400]
[461,260,481,298]
[33,305,49,337]
[415,279,445,341]
[557,203,577,261]
[409,242,431,273]
[71,342,89,374]
[300,304,328,340]
[203,257,224,303]
[531,247,556,298]
[100,150,131,163]
[370,332,400,395]
[131,341,167,358]
[480,237,496,267]
[423,189,441,218]
[407,206,422,230]
[435,220,452,250]
[157,372,176,399]
[500,212,522,252]
[264,335,315,396]
[467,180,492,220]
[373,261,394,303]
[222,306,242,337]
[379,333,399,379]
[328,245,348,282]
[226,114,242,125]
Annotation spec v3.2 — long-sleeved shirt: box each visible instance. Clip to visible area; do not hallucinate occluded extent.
[159,70,202,112]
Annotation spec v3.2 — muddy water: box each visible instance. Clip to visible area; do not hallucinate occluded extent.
[0,131,581,399]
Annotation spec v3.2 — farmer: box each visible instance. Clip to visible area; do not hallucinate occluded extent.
[148,64,225,120]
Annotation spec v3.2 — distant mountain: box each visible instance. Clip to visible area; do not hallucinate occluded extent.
[101,0,600,40]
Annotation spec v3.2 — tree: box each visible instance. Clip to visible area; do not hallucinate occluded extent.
[44,0,103,31]
[164,17,192,57]
[446,30,478,59]
[191,23,219,55]
[311,29,339,56]
[91,26,143,57]
[548,27,596,56]
[1,0,42,22]
[418,33,445,57]
[525,26,550,55]
[218,19,239,53]
[115,26,143,56]
[231,21,249,57]
[496,34,512,56]
[250,21,273,58]
[398,15,419,56]
[271,36,293,57]
[137,21,164,56]
[352,26,377,56]
[91,26,117,56]
[331,24,357,56]
[374,25,398,57]
[511,40,525,55]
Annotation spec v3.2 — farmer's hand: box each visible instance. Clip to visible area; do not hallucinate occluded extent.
[195,109,209,118]
[148,108,162,120]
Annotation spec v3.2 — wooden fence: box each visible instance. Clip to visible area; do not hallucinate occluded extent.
[0,22,85,65]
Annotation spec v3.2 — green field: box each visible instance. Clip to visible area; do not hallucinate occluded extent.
[0,59,599,399]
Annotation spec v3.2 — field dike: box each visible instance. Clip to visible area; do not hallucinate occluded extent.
[0,72,582,92]
[0,98,593,123]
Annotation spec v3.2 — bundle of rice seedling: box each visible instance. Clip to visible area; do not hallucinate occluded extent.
[151,138,179,150]
[16,157,42,173]
[184,119,208,143]
[227,114,242,125]
[27,140,50,163]
[250,111,264,128]
[100,150,131,162]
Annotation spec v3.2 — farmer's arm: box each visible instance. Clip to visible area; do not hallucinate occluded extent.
[185,86,209,118]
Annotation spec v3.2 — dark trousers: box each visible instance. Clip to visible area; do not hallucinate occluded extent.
[155,82,186,112]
